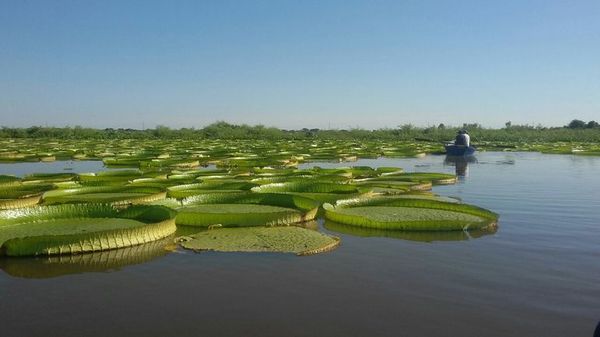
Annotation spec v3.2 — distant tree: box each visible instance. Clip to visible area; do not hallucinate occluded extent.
[586,120,599,128]
[26,126,41,136]
[153,125,172,138]
[505,121,512,129]
[437,123,446,129]
[567,119,586,129]
[399,124,414,131]
[462,123,481,130]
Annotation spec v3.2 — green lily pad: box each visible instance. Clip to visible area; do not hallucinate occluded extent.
[336,206,483,222]
[324,220,496,242]
[167,181,257,198]
[0,204,176,256]
[178,226,339,255]
[323,196,498,231]
[176,192,320,227]
[0,183,56,210]
[252,181,359,194]
[0,175,21,187]
[0,238,174,279]
[42,186,166,205]
[176,204,304,227]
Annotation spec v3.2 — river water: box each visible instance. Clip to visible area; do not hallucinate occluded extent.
[0,160,107,176]
[1,152,599,337]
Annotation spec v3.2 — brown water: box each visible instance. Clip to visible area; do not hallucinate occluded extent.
[1,152,600,337]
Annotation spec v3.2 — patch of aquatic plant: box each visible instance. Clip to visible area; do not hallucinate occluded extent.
[0,137,507,261]
[276,192,368,204]
[0,204,176,256]
[323,196,498,231]
[177,226,339,255]
[252,181,360,194]
[0,175,21,186]
[181,192,320,214]
[176,204,307,227]
[359,172,457,185]
[353,180,425,194]
[5,135,600,173]
[0,182,57,210]
[323,220,496,242]
[77,170,143,185]
[22,173,77,183]
[167,181,258,198]
[42,186,166,205]
[0,237,174,279]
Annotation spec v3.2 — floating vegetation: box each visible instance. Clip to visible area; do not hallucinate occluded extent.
[0,204,176,256]
[167,181,258,198]
[176,192,319,227]
[0,181,55,210]
[0,175,21,187]
[0,138,505,263]
[323,196,498,231]
[252,181,360,194]
[324,220,497,242]
[177,204,304,227]
[0,237,174,279]
[1,138,598,170]
[42,186,167,206]
[178,226,340,255]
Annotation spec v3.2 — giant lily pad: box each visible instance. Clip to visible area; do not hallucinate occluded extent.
[178,226,339,255]
[167,181,257,198]
[0,183,56,210]
[177,204,302,227]
[0,175,21,187]
[252,181,359,194]
[0,237,174,279]
[176,192,320,227]
[0,204,176,256]
[324,220,497,242]
[323,196,498,231]
[42,186,166,205]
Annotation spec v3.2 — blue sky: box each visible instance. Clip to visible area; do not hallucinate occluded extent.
[1,0,599,129]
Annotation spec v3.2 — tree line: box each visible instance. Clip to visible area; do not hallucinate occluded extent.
[0,120,598,142]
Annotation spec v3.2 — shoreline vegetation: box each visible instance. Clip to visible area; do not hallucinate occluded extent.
[1,120,599,142]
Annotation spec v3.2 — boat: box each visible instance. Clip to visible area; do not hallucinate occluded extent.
[444,144,476,156]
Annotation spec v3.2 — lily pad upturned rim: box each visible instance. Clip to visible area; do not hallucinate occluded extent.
[323,220,497,242]
[0,204,176,256]
[323,196,498,231]
[175,203,312,228]
[0,237,174,279]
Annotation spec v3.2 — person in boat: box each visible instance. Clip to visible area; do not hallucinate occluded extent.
[454,130,466,146]
[462,129,470,147]
[454,129,471,147]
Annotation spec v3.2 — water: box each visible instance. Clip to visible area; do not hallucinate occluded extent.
[1,152,600,337]
[0,160,107,177]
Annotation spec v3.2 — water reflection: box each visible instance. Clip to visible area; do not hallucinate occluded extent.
[444,155,478,178]
[324,220,497,243]
[0,238,175,279]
